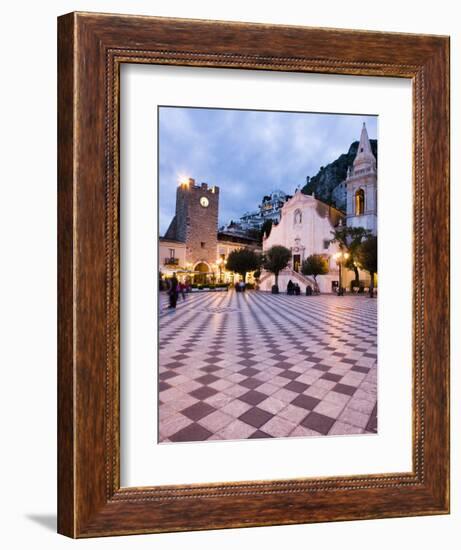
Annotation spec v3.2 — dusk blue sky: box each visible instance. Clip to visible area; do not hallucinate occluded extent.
[159,107,377,235]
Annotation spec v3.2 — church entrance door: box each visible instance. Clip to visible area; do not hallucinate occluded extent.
[293,254,301,272]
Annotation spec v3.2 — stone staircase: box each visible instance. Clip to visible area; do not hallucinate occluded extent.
[286,268,317,289]
[258,268,317,293]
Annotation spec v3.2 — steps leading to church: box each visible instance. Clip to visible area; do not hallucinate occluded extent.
[258,267,318,293]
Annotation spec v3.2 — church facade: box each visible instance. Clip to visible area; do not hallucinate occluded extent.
[260,192,343,293]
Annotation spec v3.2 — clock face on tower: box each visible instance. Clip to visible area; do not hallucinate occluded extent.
[200,196,209,208]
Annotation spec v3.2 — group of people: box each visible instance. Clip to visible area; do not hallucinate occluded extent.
[286,279,301,295]
[165,274,190,310]
[234,281,246,292]
[287,279,320,296]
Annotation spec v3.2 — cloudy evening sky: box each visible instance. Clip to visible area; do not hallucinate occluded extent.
[158,107,377,235]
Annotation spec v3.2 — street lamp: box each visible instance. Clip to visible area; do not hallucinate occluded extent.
[216,258,224,283]
[333,251,350,296]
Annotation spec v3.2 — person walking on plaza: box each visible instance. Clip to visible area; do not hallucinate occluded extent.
[168,274,179,309]
[179,281,187,301]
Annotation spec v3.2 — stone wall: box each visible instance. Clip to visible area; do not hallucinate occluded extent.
[171,179,219,268]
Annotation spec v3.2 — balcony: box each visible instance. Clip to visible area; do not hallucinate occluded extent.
[164,257,179,266]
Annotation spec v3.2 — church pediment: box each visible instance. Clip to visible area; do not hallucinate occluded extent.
[283,191,315,212]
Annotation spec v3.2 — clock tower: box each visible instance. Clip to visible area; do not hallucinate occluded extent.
[164,178,220,269]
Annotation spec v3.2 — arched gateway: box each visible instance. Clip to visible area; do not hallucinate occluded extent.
[193,261,211,284]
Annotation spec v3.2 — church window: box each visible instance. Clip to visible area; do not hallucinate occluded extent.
[323,239,330,250]
[294,209,302,225]
[201,242,205,249]
[355,189,365,216]
[169,248,175,258]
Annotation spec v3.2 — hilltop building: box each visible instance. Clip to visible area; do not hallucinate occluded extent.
[220,189,291,234]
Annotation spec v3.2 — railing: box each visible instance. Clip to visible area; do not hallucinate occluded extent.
[258,267,316,289]
[258,271,272,285]
[164,257,179,266]
[285,268,316,288]
[348,166,374,178]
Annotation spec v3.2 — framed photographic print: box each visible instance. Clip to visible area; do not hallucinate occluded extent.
[58,12,450,537]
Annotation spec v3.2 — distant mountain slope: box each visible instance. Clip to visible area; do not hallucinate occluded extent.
[301,139,378,210]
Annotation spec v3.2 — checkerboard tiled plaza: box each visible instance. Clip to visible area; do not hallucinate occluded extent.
[158,290,377,443]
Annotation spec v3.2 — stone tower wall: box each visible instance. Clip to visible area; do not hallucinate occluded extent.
[174,186,188,242]
[174,179,219,267]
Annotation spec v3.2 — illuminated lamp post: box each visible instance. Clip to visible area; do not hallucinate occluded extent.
[216,258,225,283]
[333,251,350,296]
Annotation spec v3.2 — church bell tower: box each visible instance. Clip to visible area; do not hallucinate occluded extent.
[345,123,377,235]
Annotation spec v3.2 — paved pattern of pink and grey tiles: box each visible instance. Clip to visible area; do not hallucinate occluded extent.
[158,291,377,443]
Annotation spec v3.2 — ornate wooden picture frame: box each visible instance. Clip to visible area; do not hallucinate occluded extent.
[57,12,450,537]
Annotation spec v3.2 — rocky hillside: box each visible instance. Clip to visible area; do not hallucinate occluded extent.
[301,139,377,211]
